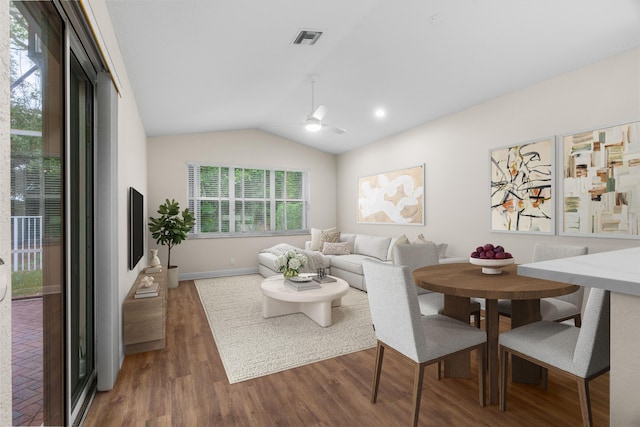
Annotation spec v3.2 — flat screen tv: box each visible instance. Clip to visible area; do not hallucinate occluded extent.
[128,187,145,270]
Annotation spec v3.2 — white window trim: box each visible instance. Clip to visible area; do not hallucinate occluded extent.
[187,162,310,238]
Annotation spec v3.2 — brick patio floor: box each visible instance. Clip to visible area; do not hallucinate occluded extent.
[12,298,43,426]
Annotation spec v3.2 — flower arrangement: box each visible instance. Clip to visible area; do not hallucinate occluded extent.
[275,250,308,278]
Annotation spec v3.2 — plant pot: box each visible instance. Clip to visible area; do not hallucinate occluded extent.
[167,266,180,289]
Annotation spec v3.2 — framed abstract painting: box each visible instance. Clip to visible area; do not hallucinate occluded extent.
[490,137,555,234]
[560,121,640,238]
[358,164,424,225]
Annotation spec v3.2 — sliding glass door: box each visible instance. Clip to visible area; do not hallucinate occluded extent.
[68,51,95,421]
[10,1,98,425]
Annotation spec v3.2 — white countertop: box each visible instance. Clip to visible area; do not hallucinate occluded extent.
[517,247,640,297]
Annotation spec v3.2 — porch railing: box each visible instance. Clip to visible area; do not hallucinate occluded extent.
[11,215,42,272]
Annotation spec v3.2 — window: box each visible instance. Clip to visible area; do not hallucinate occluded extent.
[187,163,309,236]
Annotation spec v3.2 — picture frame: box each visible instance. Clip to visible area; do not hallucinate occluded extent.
[357,164,424,225]
[490,137,555,234]
[559,120,640,238]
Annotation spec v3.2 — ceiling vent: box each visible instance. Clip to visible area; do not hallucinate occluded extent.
[292,30,323,45]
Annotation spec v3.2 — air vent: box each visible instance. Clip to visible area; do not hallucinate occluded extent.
[292,30,323,45]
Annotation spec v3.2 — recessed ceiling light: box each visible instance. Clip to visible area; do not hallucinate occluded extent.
[374,108,386,119]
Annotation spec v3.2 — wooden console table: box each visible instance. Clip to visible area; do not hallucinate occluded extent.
[123,268,167,354]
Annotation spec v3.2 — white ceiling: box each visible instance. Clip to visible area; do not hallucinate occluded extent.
[106,0,640,155]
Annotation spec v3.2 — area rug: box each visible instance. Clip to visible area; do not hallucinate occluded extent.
[195,274,376,384]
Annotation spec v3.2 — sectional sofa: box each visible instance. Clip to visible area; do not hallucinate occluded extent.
[258,231,465,291]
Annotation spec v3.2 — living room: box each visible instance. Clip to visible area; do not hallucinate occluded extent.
[1,1,640,425]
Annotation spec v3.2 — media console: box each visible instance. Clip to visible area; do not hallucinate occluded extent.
[123,268,167,354]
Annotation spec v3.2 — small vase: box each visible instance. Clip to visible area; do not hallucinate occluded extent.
[283,269,298,279]
[150,249,161,267]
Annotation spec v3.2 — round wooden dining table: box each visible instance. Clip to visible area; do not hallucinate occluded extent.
[413,262,579,405]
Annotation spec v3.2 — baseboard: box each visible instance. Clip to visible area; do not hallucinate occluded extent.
[180,267,259,281]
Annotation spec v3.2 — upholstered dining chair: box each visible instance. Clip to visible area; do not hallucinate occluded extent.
[362,259,486,427]
[497,244,588,326]
[393,243,482,328]
[499,288,609,427]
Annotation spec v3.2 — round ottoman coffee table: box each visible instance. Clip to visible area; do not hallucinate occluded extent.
[260,275,350,327]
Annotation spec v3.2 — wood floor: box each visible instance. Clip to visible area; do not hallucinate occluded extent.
[83,280,609,427]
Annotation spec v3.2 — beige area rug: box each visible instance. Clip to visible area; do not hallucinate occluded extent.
[195,274,376,384]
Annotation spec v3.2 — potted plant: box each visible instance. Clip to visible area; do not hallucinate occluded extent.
[148,199,195,288]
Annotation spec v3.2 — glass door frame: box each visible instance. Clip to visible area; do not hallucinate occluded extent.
[63,21,98,426]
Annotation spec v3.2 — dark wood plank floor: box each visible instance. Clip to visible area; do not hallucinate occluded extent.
[84,280,609,426]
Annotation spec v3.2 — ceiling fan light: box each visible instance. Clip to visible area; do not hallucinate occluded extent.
[305,122,322,132]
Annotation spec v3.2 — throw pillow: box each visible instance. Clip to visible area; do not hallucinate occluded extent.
[310,227,337,251]
[387,234,409,261]
[436,243,448,259]
[414,233,428,244]
[320,230,340,249]
[413,234,448,259]
[322,242,351,255]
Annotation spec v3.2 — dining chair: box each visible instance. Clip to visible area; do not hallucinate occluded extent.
[393,243,482,328]
[499,288,609,427]
[362,259,486,427]
[497,244,588,326]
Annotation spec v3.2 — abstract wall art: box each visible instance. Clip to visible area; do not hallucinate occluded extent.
[561,121,640,237]
[358,164,424,225]
[490,138,554,234]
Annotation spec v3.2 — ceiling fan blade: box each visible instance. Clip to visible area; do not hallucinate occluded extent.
[312,105,327,121]
[322,123,347,134]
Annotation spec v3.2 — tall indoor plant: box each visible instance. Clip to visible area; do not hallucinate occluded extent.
[148,199,195,288]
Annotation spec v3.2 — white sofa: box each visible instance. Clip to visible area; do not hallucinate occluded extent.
[258,232,465,292]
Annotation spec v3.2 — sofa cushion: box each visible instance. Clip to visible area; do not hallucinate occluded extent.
[330,254,374,275]
[354,234,392,261]
[322,241,351,255]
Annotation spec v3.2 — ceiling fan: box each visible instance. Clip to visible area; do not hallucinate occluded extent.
[277,76,346,134]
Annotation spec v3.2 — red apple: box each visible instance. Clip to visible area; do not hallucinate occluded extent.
[504,252,513,259]
[483,243,495,251]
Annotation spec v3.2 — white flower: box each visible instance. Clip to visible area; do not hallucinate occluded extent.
[288,257,302,270]
[273,249,307,273]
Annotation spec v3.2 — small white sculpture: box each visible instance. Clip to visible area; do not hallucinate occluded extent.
[140,275,155,288]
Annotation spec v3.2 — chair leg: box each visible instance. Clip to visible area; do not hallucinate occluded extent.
[477,344,486,407]
[575,314,582,328]
[474,311,481,329]
[371,342,385,404]
[541,367,548,391]
[576,377,593,427]
[436,361,441,380]
[411,363,426,427]
[499,346,508,411]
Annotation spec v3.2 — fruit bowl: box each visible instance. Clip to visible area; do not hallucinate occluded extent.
[469,257,514,274]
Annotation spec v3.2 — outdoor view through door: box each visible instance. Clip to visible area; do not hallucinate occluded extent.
[10,2,96,425]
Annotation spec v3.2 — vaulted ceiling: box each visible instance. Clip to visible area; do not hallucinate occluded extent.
[106,0,640,154]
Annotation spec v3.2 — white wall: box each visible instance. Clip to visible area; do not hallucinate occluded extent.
[337,47,640,262]
[0,0,12,423]
[147,129,337,277]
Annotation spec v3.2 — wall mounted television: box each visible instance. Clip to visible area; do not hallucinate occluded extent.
[128,187,145,270]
